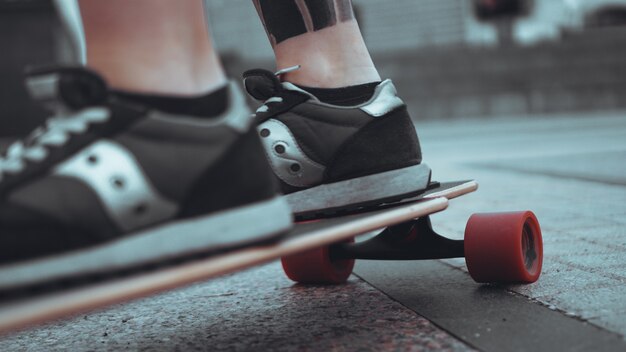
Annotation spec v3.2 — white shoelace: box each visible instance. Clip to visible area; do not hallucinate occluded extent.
[255,96,284,114]
[254,65,301,115]
[0,107,109,181]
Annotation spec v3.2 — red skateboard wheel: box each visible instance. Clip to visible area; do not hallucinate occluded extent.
[464,211,542,283]
[281,238,355,284]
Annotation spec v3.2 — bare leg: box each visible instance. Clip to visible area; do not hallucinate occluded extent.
[253,0,380,88]
[78,0,226,95]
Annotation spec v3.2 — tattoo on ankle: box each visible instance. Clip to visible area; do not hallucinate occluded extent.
[253,0,355,46]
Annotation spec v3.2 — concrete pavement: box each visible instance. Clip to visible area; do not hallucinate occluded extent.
[416,112,626,339]
[0,264,473,351]
[0,111,625,351]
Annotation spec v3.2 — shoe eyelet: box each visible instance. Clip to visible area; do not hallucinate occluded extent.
[134,203,148,215]
[87,155,98,164]
[260,128,270,138]
[111,176,125,189]
[290,163,301,173]
[274,144,286,154]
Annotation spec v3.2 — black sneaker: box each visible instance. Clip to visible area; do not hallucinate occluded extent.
[0,67,291,289]
[243,68,431,218]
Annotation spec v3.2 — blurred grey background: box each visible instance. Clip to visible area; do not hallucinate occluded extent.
[2,0,626,136]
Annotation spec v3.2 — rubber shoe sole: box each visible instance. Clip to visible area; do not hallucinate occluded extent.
[286,163,431,218]
[0,196,292,290]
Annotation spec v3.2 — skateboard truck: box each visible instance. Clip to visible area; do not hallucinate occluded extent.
[329,216,464,261]
[283,210,543,285]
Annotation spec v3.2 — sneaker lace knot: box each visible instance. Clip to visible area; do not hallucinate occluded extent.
[0,109,109,181]
[0,66,110,182]
[242,65,301,123]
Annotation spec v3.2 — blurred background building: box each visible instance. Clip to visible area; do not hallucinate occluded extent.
[2,0,626,136]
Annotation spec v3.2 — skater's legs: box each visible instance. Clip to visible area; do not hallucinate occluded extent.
[78,0,226,95]
[253,0,380,87]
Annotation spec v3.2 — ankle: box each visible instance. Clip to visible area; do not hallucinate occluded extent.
[86,50,228,95]
[279,61,381,88]
[273,22,380,88]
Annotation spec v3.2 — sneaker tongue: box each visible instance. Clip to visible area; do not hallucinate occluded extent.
[25,66,108,113]
[242,68,283,100]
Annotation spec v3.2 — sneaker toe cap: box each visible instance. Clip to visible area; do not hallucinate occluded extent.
[0,202,93,265]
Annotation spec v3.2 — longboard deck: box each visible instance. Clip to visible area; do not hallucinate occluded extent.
[0,180,477,334]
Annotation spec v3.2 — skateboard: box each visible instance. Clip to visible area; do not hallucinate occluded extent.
[0,179,543,334]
